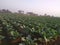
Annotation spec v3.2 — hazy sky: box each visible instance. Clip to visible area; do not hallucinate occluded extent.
[0,0,60,17]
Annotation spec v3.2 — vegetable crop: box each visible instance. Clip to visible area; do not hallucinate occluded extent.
[0,13,60,45]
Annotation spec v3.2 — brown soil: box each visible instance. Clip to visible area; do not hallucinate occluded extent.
[0,37,60,45]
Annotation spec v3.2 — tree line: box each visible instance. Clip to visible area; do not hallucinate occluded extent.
[0,9,52,17]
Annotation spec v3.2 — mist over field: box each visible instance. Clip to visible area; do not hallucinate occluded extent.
[0,0,60,17]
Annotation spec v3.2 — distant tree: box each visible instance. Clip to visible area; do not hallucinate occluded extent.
[18,10,24,14]
[0,9,5,13]
[44,13,51,17]
[0,9,12,13]
[44,13,47,16]
[0,10,1,13]
[27,12,38,16]
[6,9,12,13]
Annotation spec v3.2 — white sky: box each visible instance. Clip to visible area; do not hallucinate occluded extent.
[0,0,60,17]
